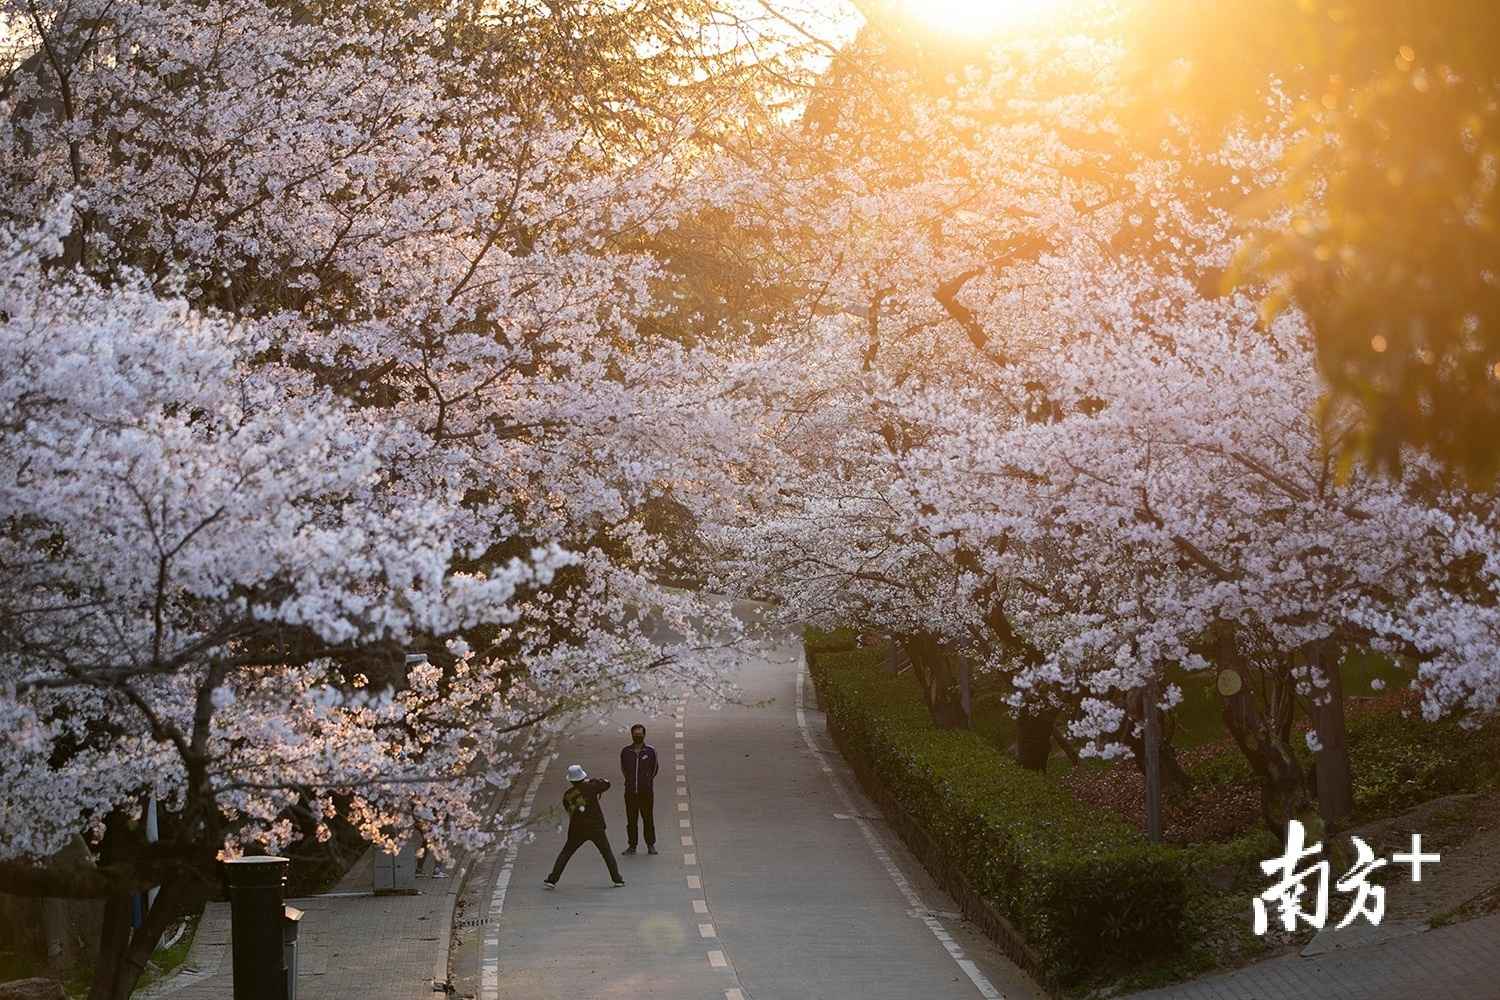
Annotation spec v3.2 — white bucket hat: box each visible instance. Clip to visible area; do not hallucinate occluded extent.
[566,764,588,782]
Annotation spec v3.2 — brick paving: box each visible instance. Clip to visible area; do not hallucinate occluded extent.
[140,853,450,1000]
[1124,912,1500,1000]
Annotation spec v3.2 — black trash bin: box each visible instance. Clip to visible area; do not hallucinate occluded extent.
[223,856,290,1000]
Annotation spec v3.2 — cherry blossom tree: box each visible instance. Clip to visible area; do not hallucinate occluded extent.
[705,15,1500,838]
[0,205,583,994]
[0,1,843,995]
[6,1,1499,993]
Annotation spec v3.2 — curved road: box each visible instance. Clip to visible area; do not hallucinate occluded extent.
[451,621,1044,1000]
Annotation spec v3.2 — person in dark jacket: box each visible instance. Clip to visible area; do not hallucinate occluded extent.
[619,724,660,855]
[543,765,625,888]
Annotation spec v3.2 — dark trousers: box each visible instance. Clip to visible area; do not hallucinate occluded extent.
[624,789,655,848]
[547,827,621,883]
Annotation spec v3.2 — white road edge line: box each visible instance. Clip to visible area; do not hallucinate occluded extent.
[480,751,554,1000]
[796,667,1005,1000]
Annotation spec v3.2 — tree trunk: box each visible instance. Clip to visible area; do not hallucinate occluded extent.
[1015,706,1056,771]
[104,878,191,1000]
[1121,689,1194,797]
[41,897,71,973]
[1218,656,1316,839]
[87,895,131,1000]
[87,814,132,1000]
[902,632,970,729]
[1310,647,1354,830]
[1052,722,1081,766]
[1143,679,1163,843]
[958,658,972,723]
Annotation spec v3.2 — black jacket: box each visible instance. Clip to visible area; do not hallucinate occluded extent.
[562,778,610,833]
[620,743,659,794]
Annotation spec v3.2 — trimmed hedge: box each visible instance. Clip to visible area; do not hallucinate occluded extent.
[802,625,857,671]
[810,641,1187,988]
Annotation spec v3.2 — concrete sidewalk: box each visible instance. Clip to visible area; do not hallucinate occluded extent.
[139,850,454,1000]
[1124,912,1500,1000]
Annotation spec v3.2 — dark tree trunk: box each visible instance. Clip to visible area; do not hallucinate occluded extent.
[1015,706,1056,771]
[87,815,132,1000]
[1143,679,1163,843]
[1121,689,1195,798]
[1217,646,1317,839]
[1310,647,1354,830]
[1052,722,1081,766]
[81,807,205,1000]
[903,632,970,729]
[102,878,192,1000]
[87,894,132,1000]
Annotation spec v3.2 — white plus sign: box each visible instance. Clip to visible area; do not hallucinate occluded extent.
[1392,834,1441,882]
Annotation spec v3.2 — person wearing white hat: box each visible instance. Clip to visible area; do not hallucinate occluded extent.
[543,765,625,888]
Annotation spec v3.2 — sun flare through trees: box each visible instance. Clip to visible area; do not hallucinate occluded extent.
[2,1,1499,998]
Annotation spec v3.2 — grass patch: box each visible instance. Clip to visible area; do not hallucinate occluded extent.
[133,914,199,992]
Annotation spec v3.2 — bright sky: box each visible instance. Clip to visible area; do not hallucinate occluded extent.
[895,0,1069,34]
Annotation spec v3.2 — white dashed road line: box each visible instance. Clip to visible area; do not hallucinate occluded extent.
[675,700,749,993]
[480,750,554,1000]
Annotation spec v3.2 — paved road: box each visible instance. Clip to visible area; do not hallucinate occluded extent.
[141,604,1500,1000]
[454,623,1043,1000]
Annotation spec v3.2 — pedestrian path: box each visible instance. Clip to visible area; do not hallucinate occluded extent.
[460,694,760,1000]
[140,603,1500,1000]
[1124,911,1500,1000]
[139,599,1500,1000]
[141,847,452,1000]
[458,610,1044,1000]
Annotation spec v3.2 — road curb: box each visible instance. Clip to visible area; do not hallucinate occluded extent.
[431,746,550,993]
[429,873,464,992]
[429,781,510,992]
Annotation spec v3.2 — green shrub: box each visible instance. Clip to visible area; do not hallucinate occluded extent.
[803,625,857,660]
[809,642,1187,988]
[1347,710,1500,818]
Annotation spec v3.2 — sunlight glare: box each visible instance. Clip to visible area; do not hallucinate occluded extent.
[899,0,1066,34]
